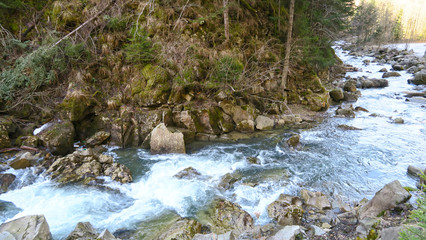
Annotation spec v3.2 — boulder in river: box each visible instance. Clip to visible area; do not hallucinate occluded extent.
[407,165,424,178]
[46,148,132,184]
[0,174,16,193]
[382,72,401,78]
[343,91,360,102]
[65,222,98,240]
[150,123,185,154]
[392,64,404,71]
[286,134,300,149]
[408,69,426,85]
[336,105,355,118]
[358,78,389,89]
[393,117,404,124]
[255,116,274,130]
[38,120,75,155]
[174,167,202,179]
[329,88,344,102]
[379,68,388,72]
[359,180,411,219]
[343,81,357,92]
[0,215,52,240]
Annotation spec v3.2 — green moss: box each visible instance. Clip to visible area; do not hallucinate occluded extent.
[403,186,417,192]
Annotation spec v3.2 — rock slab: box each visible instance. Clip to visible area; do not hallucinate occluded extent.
[0,215,52,240]
[150,123,185,154]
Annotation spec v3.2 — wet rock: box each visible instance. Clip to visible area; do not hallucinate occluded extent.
[267,194,304,226]
[0,215,52,240]
[358,78,388,88]
[255,116,274,131]
[247,156,260,165]
[236,120,255,133]
[408,69,426,85]
[286,134,300,149]
[379,68,388,72]
[9,158,32,170]
[337,125,362,130]
[0,174,16,193]
[343,81,357,92]
[403,91,426,98]
[38,120,75,155]
[359,180,411,219]
[218,172,242,191]
[393,117,404,124]
[173,110,196,131]
[392,64,404,71]
[355,106,369,112]
[46,149,132,184]
[343,91,360,102]
[337,210,358,225]
[336,105,355,118]
[150,123,185,154]
[86,131,110,147]
[268,225,303,240]
[382,72,401,78]
[407,165,423,177]
[199,198,253,235]
[174,167,202,179]
[65,222,98,240]
[329,89,344,102]
[331,196,352,213]
[300,189,332,210]
[157,218,201,240]
[219,101,255,132]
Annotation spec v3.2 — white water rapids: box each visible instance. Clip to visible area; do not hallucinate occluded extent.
[1,43,425,239]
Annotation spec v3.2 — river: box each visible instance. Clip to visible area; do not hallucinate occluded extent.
[1,43,425,239]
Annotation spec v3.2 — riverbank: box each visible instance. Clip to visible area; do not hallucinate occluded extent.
[1,41,426,239]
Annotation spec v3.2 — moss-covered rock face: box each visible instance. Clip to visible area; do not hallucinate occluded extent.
[0,124,11,148]
[132,64,171,107]
[197,198,253,235]
[61,90,95,122]
[39,120,75,156]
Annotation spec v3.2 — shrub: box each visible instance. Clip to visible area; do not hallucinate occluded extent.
[211,56,243,84]
[124,27,157,65]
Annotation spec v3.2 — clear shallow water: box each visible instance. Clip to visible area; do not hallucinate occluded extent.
[1,43,426,239]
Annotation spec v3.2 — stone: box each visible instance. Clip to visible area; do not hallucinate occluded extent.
[174,167,202,179]
[343,91,360,102]
[409,69,426,85]
[150,123,185,154]
[336,106,355,118]
[0,174,16,194]
[310,225,326,236]
[247,156,260,165]
[343,81,357,92]
[9,158,32,170]
[0,215,52,240]
[286,134,300,149]
[337,210,358,225]
[300,189,332,210]
[355,106,369,112]
[393,117,404,124]
[218,172,242,191]
[379,68,388,72]
[199,198,253,235]
[0,232,15,240]
[39,121,75,155]
[407,165,423,177]
[236,120,255,133]
[62,81,95,122]
[268,225,303,240]
[255,116,274,130]
[305,92,330,112]
[359,180,411,219]
[355,217,380,238]
[358,78,389,88]
[86,131,110,147]
[193,231,235,240]
[65,222,98,240]
[392,64,404,71]
[22,136,40,148]
[337,124,362,130]
[380,226,402,240]
[0,124,11,149]
[97,229,118,240]
[267,194,304,226]
[173,110,196,131]
[329,88,344,101]
[157,218,201,240]
[382,72,401,78]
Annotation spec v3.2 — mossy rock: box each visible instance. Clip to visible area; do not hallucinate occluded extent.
[0,125,11,149]
[305,92,330,112]
[61,90,95,122]
[39,120,75,155]
[132,64,171,106]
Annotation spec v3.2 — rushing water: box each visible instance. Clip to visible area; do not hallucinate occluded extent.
[1,43,425,239]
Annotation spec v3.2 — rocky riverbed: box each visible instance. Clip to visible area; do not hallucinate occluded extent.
[1,41,425,240]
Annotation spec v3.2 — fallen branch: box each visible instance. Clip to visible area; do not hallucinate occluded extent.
[0,146,40,153]
[53,0,117,47]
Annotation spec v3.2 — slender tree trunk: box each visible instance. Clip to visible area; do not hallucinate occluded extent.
[278,0,281,32]
[281,0,295,90]
[224,0,230,42]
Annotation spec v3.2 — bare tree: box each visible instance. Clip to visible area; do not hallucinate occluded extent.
[224,0,230,42]
[280,0,294,90]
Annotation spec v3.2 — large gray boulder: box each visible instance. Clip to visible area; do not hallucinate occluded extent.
[150,123,185,154]
[359,180,411,219]
[0,215,52,240]
[409,69,426,85]
[38,120,75,155]
[382,72,401,78]
[255,116,274,130]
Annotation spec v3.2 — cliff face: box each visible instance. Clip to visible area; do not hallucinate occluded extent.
[0,0,344,148]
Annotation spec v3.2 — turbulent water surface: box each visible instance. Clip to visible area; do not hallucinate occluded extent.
[1,43,425,239]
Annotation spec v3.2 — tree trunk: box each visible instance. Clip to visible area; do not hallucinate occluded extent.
[280,0,295,90]
[278,0,281,32]
[224,0,230,42]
